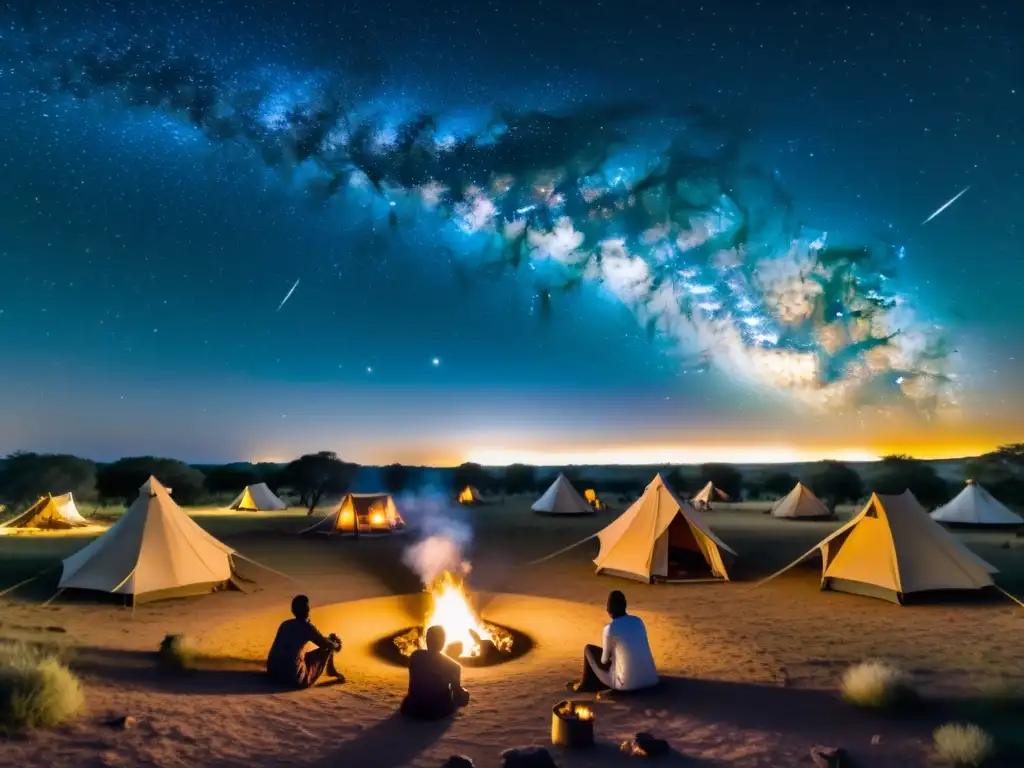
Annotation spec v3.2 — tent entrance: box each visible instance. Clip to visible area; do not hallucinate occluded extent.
[662,516,715,581]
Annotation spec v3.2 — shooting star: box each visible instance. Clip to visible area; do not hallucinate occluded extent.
[277,279,300,311]
[922,186,971,225]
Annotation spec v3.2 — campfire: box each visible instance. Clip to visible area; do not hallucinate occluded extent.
[552,700,596,748]
[394,571,513,659]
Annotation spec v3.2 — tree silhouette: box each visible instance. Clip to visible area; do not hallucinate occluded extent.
[874,455,949,508]
[96,456,206,505]
[280,452,357,515]
[805,461,863,508]
[504,463,536,495]
[0,452,97,510]
[697,463,743,500]
[382,463,410,494]
[762,471,798,498]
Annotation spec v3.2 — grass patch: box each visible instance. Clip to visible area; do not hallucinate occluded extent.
[840,660,916,709]
[934,723,995,767]
[0,640,84,731]
[157,633,198,672]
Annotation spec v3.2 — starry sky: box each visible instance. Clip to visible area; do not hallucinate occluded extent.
[0,0,1020,466]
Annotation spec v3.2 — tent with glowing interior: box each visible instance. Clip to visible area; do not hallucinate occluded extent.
[593,474,737,583]
[930,480,1023,528]
[532,473,594,516]
[584,488,604,510]
[300,492,406,536]
[458,486,482,505]
[692,481,730,510]
[56,476,262,604]
[759,490,998,604]
[0,493,90,531]
[228,483,287,512]
[771,482,834,520]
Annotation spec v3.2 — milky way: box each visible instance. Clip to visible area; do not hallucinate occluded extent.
[20,28,958,414]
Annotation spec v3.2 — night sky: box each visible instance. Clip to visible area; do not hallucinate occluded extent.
[0,0,1020,465]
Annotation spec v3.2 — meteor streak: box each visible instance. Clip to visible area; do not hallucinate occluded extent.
[922,186,971,225]
[276,279,300,311]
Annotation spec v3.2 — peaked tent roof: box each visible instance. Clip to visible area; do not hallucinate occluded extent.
[693,482,730,505]
[58,476,240,603]
[458,486,482,504]
[761,490,997,603]
[229,483,286,512]
[771,483,832,519]
[1,493,90,530]
[532,473,594,515]
[300,492,405,535]
[931,481,1023,526]
[594,474,737,582]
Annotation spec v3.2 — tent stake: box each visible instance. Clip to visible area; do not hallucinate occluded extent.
[41,589,64,607]
[996,585,1024,610]
[0,565,60,598]
[520,533,599,567]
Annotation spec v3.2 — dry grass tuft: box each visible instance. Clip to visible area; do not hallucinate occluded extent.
[158,633,197,672]
[840,660,915,709]
[0,640,84,731]
[934,723,995,766]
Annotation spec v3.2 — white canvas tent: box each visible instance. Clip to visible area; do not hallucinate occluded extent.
[594,474,737,583]
[300,493,405,535]
[692,481,730,510]
[761,490,997,604]
[0,493,90,530]
[458,486,482,504]
[931,480,1023,527]
[532,473,594,516]
[228,483,286,512]
[771,483,833,520]
[58,476,246,604]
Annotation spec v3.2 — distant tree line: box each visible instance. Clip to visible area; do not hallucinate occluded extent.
[1,444,1023,518]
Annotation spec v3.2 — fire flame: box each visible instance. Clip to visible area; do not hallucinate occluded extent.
[424,571,495,657]
[575,705,593,721]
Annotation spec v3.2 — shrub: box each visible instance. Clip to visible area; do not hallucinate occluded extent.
[840,660,915,709]
[0,641,84,731]
[157,633,196,672]
[933,723,995,767]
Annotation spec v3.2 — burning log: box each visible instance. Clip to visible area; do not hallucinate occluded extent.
[551,700,594,748]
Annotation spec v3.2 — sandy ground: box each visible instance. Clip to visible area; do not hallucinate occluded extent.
[1,499,1023,767]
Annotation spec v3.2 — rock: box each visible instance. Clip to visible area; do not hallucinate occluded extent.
[620,732,670,758]
[810,745,846,768]
[501,746,558,768]
[443,756,474,768]
[107,715,137,730]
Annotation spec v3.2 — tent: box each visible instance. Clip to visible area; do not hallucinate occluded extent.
[300,493,405,535]
[532,474,594,516]
[584,488,605,510]
[594,474,737,583]
[693,481,730,510]
[458,486,482,504]
[0,493,90,530]
[761,490,997,604]
[58,476,247,604]
[771,483,833,520]
[228,483,287,512]
[931,480,1023,527]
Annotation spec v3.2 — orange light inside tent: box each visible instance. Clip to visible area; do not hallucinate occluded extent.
[584,489,597,503]
[341,509,354,524]
[370,511,385,526]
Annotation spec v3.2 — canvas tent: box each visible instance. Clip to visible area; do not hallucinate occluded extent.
[228,483,286,512]
[761,490,997,604]
[594,474,737,583]
[931,480,1023,527]
[771,483,833,520]
[300,493,405,535]
[0,493,90,530]
[692,481,730,510]
[458,486,482,504]
[532,474,594,516]
[58,476,247,604]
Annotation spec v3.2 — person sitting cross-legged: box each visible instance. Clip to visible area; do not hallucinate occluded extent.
[266,594,344,689]
[400,625,470,720]
[568,589,659,693]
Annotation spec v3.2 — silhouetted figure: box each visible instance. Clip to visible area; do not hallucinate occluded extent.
[401,625,470,719]
[266,594,343,688]
[569,590,658,693]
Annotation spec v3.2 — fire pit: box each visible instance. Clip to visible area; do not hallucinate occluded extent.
[372,572,534,668]
[551,700,595,748]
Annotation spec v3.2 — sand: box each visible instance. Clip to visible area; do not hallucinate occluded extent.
[1,500,1022,767]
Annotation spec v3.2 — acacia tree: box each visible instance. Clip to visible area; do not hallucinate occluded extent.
[874,454,950,508]
[281,452,358,515]
[805,460,863,509]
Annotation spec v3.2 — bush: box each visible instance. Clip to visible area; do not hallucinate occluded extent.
[840,660,915,709]
[0,641,84,731]
[933,723,995,767]
[158,634,196,672]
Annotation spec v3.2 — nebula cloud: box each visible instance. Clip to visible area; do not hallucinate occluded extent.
[25,31,958,413]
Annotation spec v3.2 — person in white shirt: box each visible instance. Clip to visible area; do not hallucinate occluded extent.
[568,590,659,693]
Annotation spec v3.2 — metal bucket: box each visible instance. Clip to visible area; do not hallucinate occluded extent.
[551,700,594,748]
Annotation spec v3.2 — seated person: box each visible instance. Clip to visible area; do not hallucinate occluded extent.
[266,594,343,688]
[400,625,470,720]
[569,589,658,693]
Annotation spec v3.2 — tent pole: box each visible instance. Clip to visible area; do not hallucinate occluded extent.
[233,553,303,584]
[41,589,64,607]
[520,532,599,567]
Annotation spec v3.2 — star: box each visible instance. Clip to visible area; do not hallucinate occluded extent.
[432,357,441,366]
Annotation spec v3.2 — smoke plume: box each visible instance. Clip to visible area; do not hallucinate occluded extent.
[398,491,473,586]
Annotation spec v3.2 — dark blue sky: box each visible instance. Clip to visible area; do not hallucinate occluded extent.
[0,0,1020,464]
